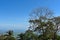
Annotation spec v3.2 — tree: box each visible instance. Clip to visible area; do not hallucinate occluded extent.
[6,30,13,36]
[29,7,55,40]
[17,33,25,40]
[49,16,60,40]
[24,29,38,40]
[4,30,16,40]
[17,29,38,40]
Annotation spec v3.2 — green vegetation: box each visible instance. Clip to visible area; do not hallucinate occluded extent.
[0,7,60,40]
[0,30,16,40]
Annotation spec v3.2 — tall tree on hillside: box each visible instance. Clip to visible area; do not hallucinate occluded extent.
[29,7,55,40]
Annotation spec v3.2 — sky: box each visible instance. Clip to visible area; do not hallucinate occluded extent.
[0,0,60,32]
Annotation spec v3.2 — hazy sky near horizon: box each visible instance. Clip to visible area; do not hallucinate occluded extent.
[0,0,60,32]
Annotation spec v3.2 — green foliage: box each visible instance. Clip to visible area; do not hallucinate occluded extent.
[4,36,16,40]
[0,30,16,40]
[17,30,38,40]
[57,35,60,40]
[29,7,58,40]
[6,30,13,36]
[18,33,25,40]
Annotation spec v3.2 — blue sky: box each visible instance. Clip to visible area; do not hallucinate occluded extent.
[0,0,60,32]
